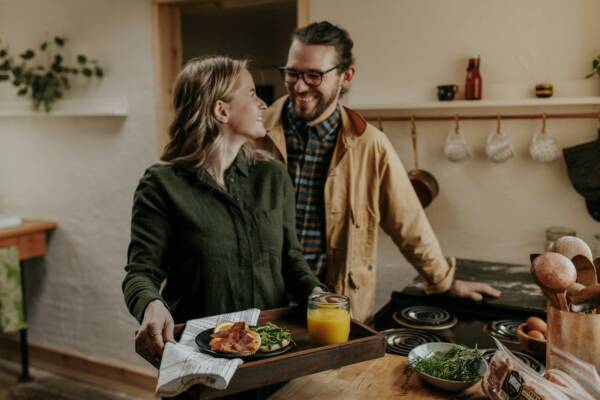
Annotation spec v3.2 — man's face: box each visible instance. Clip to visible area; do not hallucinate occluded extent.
[284,40,344,124]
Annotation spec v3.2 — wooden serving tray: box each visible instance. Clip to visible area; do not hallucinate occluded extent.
[184,306,385,399]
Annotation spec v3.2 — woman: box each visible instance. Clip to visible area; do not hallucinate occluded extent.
[122,56,323,363]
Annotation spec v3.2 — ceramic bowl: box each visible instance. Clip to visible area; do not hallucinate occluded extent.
[408,342,487,392]
[516,323,546,358]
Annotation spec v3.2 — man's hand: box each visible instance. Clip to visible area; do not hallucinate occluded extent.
[135,299,175,362]
[449,279,501,302]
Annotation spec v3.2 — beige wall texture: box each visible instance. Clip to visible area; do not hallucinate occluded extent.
[0,0,157,369]
[308,0,600,309]
[0,0,599,374]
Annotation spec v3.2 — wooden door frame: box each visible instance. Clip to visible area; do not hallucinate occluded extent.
[150,0,309,157]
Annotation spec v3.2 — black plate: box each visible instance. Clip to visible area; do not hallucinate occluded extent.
[195,328,294,360]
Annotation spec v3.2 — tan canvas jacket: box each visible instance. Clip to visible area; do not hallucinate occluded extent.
[260,97,456,321]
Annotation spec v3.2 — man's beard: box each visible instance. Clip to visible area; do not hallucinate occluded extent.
[289,87,338,123]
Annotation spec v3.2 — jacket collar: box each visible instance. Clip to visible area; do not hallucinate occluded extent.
[263,96,367,162]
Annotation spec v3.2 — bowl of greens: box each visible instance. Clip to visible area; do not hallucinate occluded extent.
[407,343,487,392]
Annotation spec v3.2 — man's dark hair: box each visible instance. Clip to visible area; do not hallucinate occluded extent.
[292,21,355,71]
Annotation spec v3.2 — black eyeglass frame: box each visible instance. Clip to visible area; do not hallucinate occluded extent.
[277,65,341,87]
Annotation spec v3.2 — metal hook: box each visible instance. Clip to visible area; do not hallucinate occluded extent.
[542,113,547,134]
[496,114,502,134]
[454,114,460,134]
[377,115,384,132]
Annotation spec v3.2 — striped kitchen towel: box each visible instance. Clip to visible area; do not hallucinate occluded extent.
[157,308,260,396]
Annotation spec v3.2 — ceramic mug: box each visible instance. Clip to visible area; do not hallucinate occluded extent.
[437,85,459,101]
[444,130,470,162]
[486,130,514,163]
[530,131,560,162]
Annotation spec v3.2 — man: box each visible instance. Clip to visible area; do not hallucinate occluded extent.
[259,21,501,322]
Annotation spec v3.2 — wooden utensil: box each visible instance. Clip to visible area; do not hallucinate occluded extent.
[569,284,600,305]
[531,253,577,311]
[572,255,598,286]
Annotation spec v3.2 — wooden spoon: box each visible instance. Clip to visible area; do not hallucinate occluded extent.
[531,253,577,311]
[569,284,600,305]
[572,255,598,286]
[550,236,593,262]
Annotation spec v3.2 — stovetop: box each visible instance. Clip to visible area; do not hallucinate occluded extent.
[373,259,547,364]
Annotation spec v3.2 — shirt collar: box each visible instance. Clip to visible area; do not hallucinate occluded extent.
[285,100,341,140]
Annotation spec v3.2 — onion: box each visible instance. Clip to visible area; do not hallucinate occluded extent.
[550,236,593,262]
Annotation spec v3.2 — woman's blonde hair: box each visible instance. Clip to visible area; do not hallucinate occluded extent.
[161,56,271,166]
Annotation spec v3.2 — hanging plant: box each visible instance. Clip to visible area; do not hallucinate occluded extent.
[0,36,104,112]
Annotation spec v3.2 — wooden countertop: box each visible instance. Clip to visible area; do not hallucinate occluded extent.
[269,354,485,400]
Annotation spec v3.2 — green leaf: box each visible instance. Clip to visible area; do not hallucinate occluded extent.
[40,42,48,51]
[0,49,6,58]
[12,79,21,86]
[0,60,9,71]
[20,50,35,60]
[0,74,9,81]
[82,67,92,77]
[77,54,87,64]
[593,59,599,69]
[12,67,22,77]
[70,68,79,75]
[17,88,27,96]
[54,36,65,47]
[53,54,63,65]
[94,66,103,78]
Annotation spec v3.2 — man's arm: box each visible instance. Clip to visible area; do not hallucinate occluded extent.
[376,135,500,300]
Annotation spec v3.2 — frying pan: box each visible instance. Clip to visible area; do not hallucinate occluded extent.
[408,117,439,208]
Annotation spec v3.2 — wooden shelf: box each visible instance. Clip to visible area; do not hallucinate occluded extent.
[349,97,600,112]
[0,97,129,117]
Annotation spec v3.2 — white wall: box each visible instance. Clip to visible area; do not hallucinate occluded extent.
[308,0,600,309]
[0,0,156,370]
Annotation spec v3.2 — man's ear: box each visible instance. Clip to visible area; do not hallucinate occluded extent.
[213,100,229,124]
[340,66,356,89]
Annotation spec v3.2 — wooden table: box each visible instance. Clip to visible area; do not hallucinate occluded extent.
[0,219,56,381]
[269,354,486,400]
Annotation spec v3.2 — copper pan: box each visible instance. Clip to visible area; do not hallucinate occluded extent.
[408,117,439,208]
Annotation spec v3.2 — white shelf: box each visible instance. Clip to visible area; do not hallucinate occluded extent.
[0,97,129,117]
[349,97,600,111]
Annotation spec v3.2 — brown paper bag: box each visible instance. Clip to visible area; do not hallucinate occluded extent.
[547,305,600,372]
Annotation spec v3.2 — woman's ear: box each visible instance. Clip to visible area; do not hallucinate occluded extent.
[213,100,229,124]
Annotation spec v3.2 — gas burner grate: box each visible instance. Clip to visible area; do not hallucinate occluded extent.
[485,320,522,342]
[382,328,449,356]
[482,349,545,375]
[400,305,452,325]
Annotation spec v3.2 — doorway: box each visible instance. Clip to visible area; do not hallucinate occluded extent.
[151,0,308,156]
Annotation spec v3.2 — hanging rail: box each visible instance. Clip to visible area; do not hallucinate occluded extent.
[364,111,600,122]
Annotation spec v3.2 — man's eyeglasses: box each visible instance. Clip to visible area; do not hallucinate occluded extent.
[278,65,340,87]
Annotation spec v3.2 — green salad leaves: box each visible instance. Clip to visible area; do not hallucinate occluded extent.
[256,323,294,352]
[408,346,484,382]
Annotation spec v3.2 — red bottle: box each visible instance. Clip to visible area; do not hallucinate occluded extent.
[465,56,482,100]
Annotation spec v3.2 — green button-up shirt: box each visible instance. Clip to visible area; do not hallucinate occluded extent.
[122,155,322,323]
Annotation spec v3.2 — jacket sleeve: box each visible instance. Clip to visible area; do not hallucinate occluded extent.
[122,168,171,323]
[279,168,324,303]
[376,135,456,294]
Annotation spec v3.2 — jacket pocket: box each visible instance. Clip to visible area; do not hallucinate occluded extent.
[351,208,377,263]
[253,208,284,255]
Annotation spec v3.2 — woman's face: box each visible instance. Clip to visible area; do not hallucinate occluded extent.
[224,69,267,141]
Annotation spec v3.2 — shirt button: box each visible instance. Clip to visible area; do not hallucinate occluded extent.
[234,196,240,202]
[229,176,235,183]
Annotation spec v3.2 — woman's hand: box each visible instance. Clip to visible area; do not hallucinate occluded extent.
[135,299,176,361]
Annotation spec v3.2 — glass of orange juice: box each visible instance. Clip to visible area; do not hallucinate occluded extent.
[307,293,351,346]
